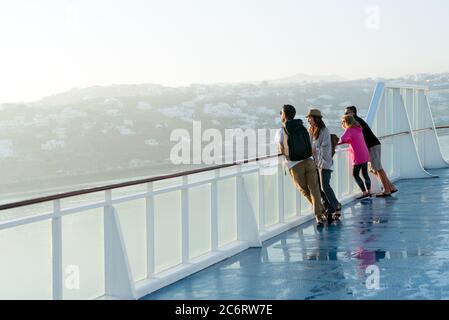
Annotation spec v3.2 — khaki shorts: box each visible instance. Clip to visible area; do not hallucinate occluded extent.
[368,144,383,172]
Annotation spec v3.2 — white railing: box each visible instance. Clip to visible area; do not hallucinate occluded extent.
[367,82,449,178]
[0,82,446,300]
[0,150,368,300]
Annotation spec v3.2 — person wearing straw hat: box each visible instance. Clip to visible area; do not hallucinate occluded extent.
[306,108,342,221]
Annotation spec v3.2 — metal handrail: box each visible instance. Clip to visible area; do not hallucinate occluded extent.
[1,125,448,211]
[0,154,280,211]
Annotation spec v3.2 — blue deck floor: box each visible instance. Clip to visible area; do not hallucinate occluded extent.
[142,168,449,300]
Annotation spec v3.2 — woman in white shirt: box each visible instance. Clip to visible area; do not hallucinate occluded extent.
[307,109,342,220]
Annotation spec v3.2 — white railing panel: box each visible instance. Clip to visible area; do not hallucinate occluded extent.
[0,202,53,224]
[242,172,260,228]
[153,177,182,191]
[282,169,297,220]
[331,153,341,198]
[60,192,105,210]
[154,191,182,273]
[217,178,237,247]
[112,184,146,199]
[386,88,395,136]
[0,219,52,299]
[188,184,212,259]
[263,168,279,227]
[188,170,215,184]
[219,166,238,177]
[383,141,395,178]
[300,188,312,213]
[62,209,104,299]
[115,199,147,282]
[342,152,351,196]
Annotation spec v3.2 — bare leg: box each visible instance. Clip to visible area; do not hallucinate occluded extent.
[386,172,397,191]
[378,169,394,194]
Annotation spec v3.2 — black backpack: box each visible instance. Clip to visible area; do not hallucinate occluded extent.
[282,119,312,161]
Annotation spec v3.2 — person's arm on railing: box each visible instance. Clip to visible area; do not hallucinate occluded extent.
[338,129,350,145]
[275,128,286,155]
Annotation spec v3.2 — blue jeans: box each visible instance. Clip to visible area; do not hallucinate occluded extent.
[318,169,340,213]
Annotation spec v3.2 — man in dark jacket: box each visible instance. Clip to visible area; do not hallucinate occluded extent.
[276,104,327,226]
[345,106,397,197]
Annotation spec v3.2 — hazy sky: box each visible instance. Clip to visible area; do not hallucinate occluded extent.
[1,0,449,103]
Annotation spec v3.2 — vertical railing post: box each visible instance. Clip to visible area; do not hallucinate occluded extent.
[181,176,189,263]
[347,152,354,195]
[258,164,265,232]
[236,165,244,240]
[295,191,301,217]
[104,190,136,299]
[211,170,219,251]
[337,154,343,199]
[394,89,401,177]
[52,199,63,300]
[104,190,113,294]
[277,162,285,223]
[146,182,155,278]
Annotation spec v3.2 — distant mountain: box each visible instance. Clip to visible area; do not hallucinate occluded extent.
[267,73,347,84]
[7,72,449,109]
[31,83,168,107]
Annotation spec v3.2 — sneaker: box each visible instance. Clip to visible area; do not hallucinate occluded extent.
[316,216,324,227]
[333,212,342,220]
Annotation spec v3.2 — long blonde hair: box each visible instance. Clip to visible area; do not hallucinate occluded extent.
[341,115,360,128]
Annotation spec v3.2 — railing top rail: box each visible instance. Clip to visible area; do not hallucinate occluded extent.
[0,125,447,211]
[0,154,279,211]
[384,83,429,90]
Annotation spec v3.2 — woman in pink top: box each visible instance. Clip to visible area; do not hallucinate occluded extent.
[339,115,371,199]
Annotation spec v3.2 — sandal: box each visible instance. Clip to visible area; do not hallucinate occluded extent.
[376,193,392,198]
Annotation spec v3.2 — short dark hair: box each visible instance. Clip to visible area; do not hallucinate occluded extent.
[282,104,296,120]
[346,106,357,115]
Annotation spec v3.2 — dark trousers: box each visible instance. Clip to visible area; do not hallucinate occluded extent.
[317,169,340,213]
[353,162,371,192]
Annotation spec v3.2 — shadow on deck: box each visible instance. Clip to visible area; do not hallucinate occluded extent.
[142,168,449,300]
